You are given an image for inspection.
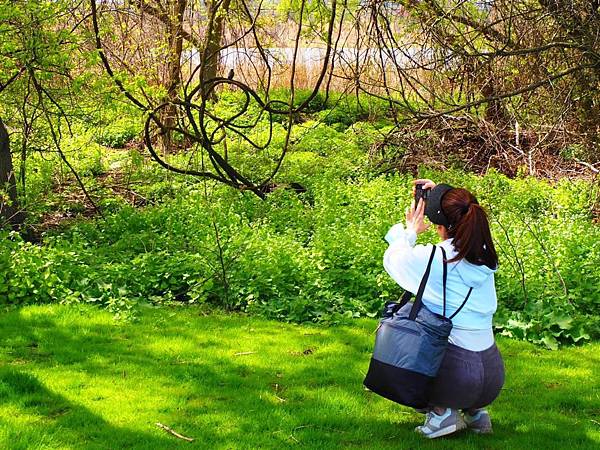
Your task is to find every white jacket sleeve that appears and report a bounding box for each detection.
[383,223,434,294]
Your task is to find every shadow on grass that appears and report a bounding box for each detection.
[0,306,598,449]
[0,368,176,449]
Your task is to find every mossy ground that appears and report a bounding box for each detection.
[0,304,598,449]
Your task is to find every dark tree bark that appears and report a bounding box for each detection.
[0,117,24,229]
[202,0,232,100]
[161,0,188,153]
[134,0,230,103]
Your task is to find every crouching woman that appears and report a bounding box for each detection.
[383,179,504,438]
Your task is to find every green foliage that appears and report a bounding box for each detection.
[4,162,599,348]
[291,121,352,156]
[93,117,140,149]
[3,88,600,349]
[417,168,600,347]
[269,87,327,113]
[211,89,392,130]
[559,143,587,161]
[319,93,393,127]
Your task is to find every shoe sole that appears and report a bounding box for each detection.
[470,427,493,434]
[417,421,467,439]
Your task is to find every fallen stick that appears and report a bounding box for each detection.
[155,422,194,442]
[575,160,599,173]
[234,351,256,356]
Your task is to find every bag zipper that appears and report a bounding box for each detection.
[380,321,420,336]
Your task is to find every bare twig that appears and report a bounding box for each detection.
[29,70,104,218]
[155,422,194,442]
[575,160,599,173]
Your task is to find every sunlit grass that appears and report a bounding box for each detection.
[0,304,598,449]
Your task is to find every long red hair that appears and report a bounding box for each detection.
[442,188,498,269]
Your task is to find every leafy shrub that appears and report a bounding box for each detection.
[3,166,600,347]
[319,93,392,127]
[291,121,351,156]
[269,87,327,113]
[417,168,600,347]
[4,91,600,348]
[94,118,140,148]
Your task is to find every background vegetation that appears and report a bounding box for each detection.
[1,0,599,348]
[1,89,599,349]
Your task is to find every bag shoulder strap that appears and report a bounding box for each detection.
[440,247,448,317]
[408,245,437,321]
[439,246,474,320]
[449,287,473,320]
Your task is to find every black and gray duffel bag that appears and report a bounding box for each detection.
[363,245,472,408]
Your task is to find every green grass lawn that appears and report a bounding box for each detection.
[0,305,598,449]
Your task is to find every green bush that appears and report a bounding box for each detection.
[319,93,392,127]
[3,90,600,349]
[94,117,140,148]
[3,166,600,347]
[291,121,351,156]
[269,87,327,113]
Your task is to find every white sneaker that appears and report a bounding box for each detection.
[415,408,467,439]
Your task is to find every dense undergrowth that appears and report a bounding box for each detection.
[2,90,599,349]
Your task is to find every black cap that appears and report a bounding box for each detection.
[424,184,453,227]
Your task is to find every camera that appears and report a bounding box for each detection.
[414,183,430,204]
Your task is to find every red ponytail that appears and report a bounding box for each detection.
[442,188,498,269]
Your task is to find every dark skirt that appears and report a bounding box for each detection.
[428,342,505,410]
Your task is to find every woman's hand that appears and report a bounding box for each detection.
[411,178,436,197]
[406,198,430,235]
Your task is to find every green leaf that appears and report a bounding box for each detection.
[541,333,559,350]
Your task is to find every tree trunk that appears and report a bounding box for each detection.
[203,0,232,101]
[134,0,230,104]
[159,0,188,154]
[0,117,24,229]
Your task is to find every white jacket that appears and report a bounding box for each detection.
[383,223,497,351]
